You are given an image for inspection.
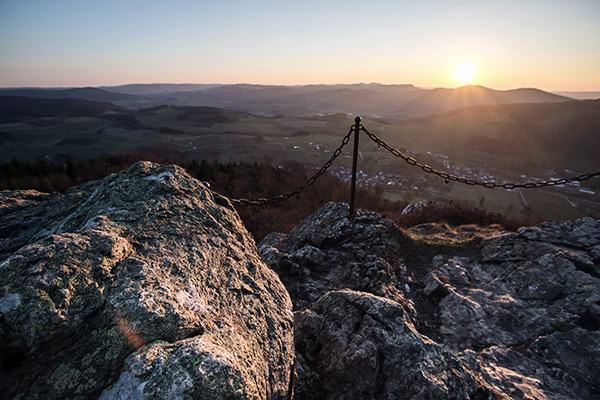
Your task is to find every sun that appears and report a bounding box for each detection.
[454,62,476,84]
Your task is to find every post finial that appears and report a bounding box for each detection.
[354,115,362,123]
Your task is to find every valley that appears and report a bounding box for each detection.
[0,84,598,222]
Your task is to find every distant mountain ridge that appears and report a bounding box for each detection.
[400,85,571,117]
[0,96,126,123]
[106,83,569,119]
[1,83,572,120]
[0,87,140,104]
[556,91,600,100]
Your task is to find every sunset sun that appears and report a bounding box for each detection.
[454,62,476,84]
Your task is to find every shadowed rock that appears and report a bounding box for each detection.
[294,289,483,399]
[258,202,411,313]
[0,161,294,399]
[260,203,600,399]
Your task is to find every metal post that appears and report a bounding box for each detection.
[349,116,361,218]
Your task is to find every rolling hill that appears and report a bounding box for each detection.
[102,83,572,119]
[1,95,598,221]
[555,91,600,100]
[398,85,570,118]
[0,96,127,123]
[1,83,573,120]
[1,94,597,173]
[0,87,142,104]
[389,99,600,169]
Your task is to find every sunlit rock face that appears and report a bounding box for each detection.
[260,203,600,400]
[0,161,294,400]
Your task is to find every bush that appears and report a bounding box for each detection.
[392,201,527,231]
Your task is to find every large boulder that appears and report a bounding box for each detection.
[260,203,492,399]
[0,161,294,399]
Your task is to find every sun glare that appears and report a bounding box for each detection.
[454,62,476,84]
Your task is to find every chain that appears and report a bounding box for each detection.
[229,126,355,205]
[360,125,600,189]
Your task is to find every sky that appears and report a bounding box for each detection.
[0,0,599,91]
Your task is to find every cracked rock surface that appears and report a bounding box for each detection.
[260,202,600,400]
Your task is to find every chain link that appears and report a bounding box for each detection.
[229,126,355,205]
[360,125,600,189]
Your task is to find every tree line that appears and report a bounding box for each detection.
[0,155,525,240]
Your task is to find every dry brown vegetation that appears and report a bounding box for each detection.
[0,155,527,241]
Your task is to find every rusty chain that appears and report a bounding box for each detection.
[360,125,600,189]
[229,126,355,205]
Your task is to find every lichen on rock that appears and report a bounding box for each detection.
[2,164,599,399]
[0,161,294,399]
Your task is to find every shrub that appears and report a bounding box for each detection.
[392,201,528,231]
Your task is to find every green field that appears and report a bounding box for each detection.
[382,182,585,221]
[383,184,526,217]
[522,190,583,220]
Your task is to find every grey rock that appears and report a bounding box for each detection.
[591,245,600,262]
[0,161,294,400]
[460,329,600,400]
[3,170,598,400]
[401,201,431,215]
[424,218,600,398]
[460,346,582,400]
[526,328,600,396]
[259,246,283,267]
[518,217,600,248]
[265,204,600,399]
[103,336,276,400]
[438,225,600,351]
[423,270,449,296]
[0,292,21,314]
[259,232,288,250]
[294,290,488,400]
[291,245,326,267]
[258,202,411,312]
[481,232,557,262]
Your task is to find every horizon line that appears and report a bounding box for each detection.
[1,82,600,93]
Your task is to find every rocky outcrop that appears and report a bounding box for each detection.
[434,219,600,399]
[0,161,294,399]
[260,202,600,400]
[3,162,599,399]
[259,203,411,313]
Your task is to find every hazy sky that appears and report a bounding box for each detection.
[1,0,599,90]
